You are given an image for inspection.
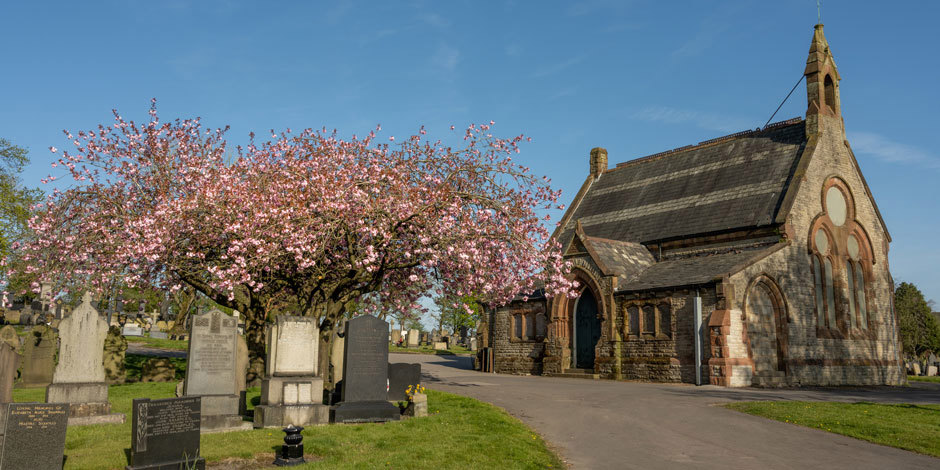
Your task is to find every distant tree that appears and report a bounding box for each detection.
[0,138,43,303]
[896,282,940,360]
[9,101,576,379]
[433,293,481,333]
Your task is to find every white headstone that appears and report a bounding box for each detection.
[267,316,319,376]
[52,293,107,383]
[184,309,238,396]
[407,328,420,347]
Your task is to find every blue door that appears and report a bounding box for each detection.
[575,289,601,369]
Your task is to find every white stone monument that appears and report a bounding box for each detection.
[407,328,420,348]
[45,293,125,425]
[254,316,328,427]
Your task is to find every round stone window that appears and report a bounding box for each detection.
[814,229,829,254]
[826,186,847,226]
[847,235,860,260]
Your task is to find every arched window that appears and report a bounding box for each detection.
[847,234,869,329]
[824,74,836,111]
[811,227,837,329]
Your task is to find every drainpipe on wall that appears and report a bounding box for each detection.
[694,292,703,386]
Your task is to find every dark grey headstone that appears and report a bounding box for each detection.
[128,397,205,470]
[0,403,68,470]
[341,315,390,403]
[387,363,421,402]
[333,315,399,423]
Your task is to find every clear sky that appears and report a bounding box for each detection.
[2,1,938,306]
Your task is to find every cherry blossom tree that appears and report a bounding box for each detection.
[11,100,575,376]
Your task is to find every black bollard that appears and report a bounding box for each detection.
[273,424,306,466]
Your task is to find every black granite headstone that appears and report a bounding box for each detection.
[332,315,400,423]
[0,402,68,470]
[387,363,421,402]
[127,397,205,470]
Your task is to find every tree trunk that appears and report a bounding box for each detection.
[243,307,267,387]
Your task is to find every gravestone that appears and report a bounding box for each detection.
[431,330,442,343]
[433,341,446,350]
[0,402,68,470]
[103,326,127,384]
[390,329,401,344]
[19,325,56,388]
[0,325,18,350]
[254,316,327,428]
[4,311,21,326]
[387,363,421,402]
[141,358,176,382]
[332,315,399,423]
[184,309,251,432]
[0,342,22,435]
[469,337,478,351]
[46,293,125,425]
[420,331,430,345]
[122,324,144,337]
[149,331,168,339]
[407,329,420,348]
[127,397,205,470]
[929,365,939,377]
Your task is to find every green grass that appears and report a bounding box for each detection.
[125,335,189,350]
[12,384,561,469]
[725,401,940,458]
[389,344,472,356]
[908,375,940,383]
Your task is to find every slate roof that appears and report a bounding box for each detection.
[556,119,807,249]
[581,235,655,279]
[617,245,783,292]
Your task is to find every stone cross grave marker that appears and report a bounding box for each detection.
[127,396,205,470]
[0,403,69,470]
[333,315,400,423]
[19,325,56,388]
[184,309,251,432]
[387,363,421,402]
[46,293,125,425]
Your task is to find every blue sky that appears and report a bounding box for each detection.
[2,1,939,307]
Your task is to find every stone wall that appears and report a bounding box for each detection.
[490,300,547,375]
[593,290,715,383]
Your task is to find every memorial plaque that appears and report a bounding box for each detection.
[387,363,421,402]
[128,397,205,470]
[0,403,68,470]
[184,310,238,396]
[342,316,391,403]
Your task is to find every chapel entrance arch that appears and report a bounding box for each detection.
[573,288,601,369]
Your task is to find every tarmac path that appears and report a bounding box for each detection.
[390,352,940,470]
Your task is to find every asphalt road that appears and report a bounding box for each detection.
[390,352,940,470]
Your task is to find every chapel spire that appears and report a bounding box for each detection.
[804,24,842,135]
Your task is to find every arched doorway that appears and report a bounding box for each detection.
[573,289,601,369]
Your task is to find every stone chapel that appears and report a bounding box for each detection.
[479,24,905,387]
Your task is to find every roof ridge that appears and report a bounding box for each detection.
[614,117,803,169]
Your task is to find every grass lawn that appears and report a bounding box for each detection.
[908,375,940,383]
[125,335,189,350]
[725,401,940,458]
[389,344,472,356]
[12,383,561,469]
